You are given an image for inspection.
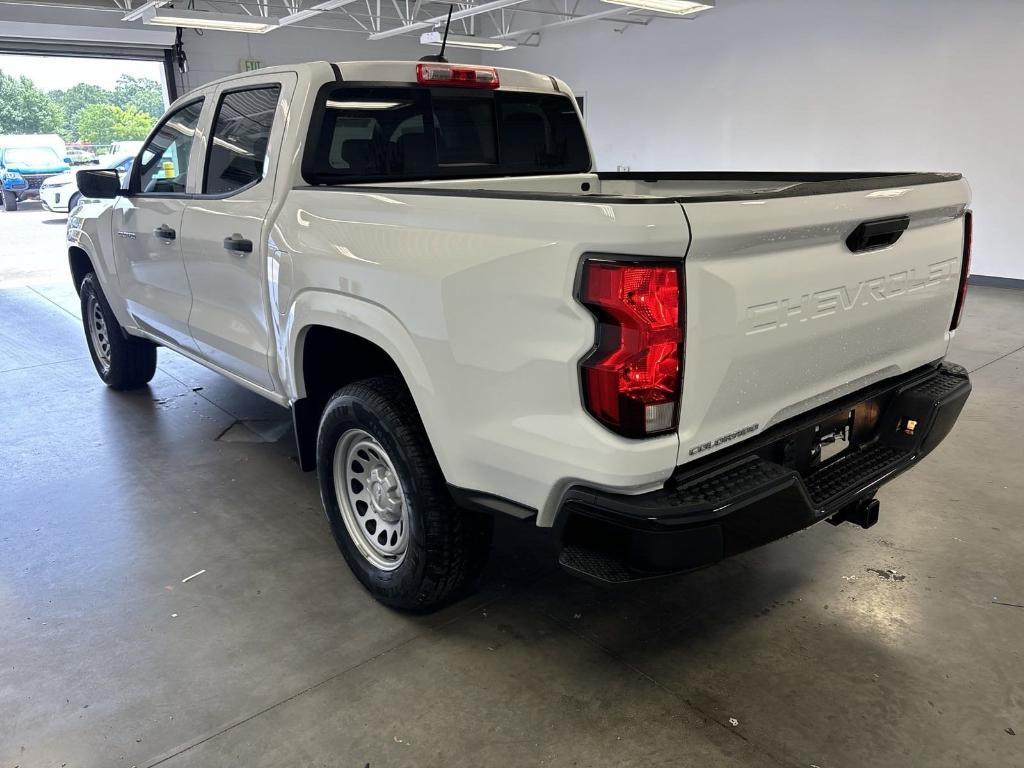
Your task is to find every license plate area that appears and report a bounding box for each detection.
[758,397,884,477]
[815,410,853,464]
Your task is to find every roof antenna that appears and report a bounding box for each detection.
[419,4,453,63]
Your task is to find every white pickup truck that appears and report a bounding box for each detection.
[68,60,973,609]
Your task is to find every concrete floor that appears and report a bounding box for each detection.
[1,279,1022,768]
[0,206,69,288]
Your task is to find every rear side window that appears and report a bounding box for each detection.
[304,87,589,183]
[204,85,281,195]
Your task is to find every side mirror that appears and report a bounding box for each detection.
[77,169,122,200]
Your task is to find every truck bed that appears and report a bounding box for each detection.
[335,170,962,204]
[595,170,962,201]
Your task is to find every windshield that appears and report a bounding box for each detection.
[303,86,590,184]
[4,147,62,168]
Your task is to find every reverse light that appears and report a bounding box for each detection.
[416,63,500,89]
[578,259,684,438]
[950,209,972,331]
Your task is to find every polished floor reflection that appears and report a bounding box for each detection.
[1,282,1022,768]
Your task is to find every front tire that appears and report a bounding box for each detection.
[2,189,16,211]
[68,192,81,213]
[317,377,492,611]
[79,273,157,389]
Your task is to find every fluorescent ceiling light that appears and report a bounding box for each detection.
[326,100,407,110]
[369,0,526,41]
[122,0,169,22]
[141,7,279,33]
[600,0,712,15]
[420,31,517,51]
[279,0,360,27]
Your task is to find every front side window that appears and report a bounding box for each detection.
[136,99,204,194]
[304,87,590,183]
[204,85,281,195]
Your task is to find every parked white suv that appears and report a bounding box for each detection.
[41,153,134,214]
[67,60,973,609]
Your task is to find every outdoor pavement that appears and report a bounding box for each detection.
[0,203,70,288]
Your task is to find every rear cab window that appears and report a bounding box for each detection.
[303,86,590,184]
[204,85,282,195]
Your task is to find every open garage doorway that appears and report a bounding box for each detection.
[0,47,173,287]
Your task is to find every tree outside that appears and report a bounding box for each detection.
[112,76,165,121]
[0,68,165,152]
[0,71,63,135]
[49,82,110,138]
[76,104,155,147]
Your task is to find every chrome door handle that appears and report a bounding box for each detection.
[223,235,253,255]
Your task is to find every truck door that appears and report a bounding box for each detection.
[180,75,295,391]
[111,97,207,352]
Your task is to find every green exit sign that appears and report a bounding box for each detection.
[240,59,263,72]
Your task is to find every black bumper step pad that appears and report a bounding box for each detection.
[671,457,792,506]
[558,544,635,584]
[804,442,908,507]
[911,364,970,400]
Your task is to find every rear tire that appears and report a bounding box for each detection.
[2,190,16,211]
[79,273,157,389]
[317,377,492,611]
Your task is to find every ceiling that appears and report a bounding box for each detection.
[10,0,700,48]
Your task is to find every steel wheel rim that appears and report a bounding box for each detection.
[87,295,112,373]
[333,428,409,571]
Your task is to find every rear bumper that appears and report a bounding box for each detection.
[558,361,971,583]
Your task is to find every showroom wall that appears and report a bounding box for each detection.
[493,0,1023,280]
[173,25,466,93]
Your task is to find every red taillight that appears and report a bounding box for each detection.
[950,209,972,331]
[416,63,499,89]
[578,259,684,438]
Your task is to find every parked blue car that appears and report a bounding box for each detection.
[0,146,71,212]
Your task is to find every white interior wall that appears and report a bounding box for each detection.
[174,25,471,93]
[492,0,1023,280]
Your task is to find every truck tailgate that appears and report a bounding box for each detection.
[678,175,970,464]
